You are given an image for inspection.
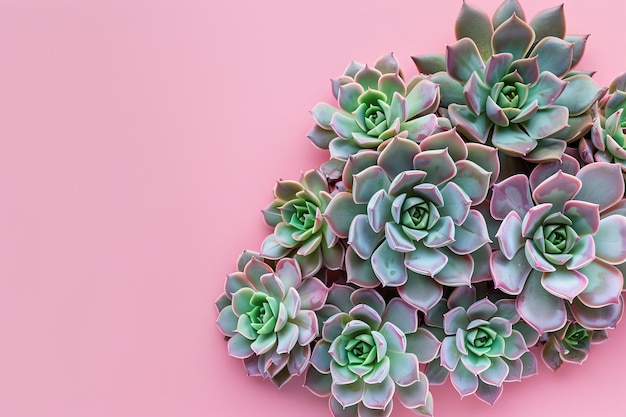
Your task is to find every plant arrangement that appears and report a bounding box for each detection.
[215,1,626,415]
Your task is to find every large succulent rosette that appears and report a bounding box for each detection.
[414,0,604,162]
[323,130,498,310]
[260,169,344,278]
[423,287,538,405]
[216,253,329,387]
[304,286,440,417]
[490,159,626,333]
[308,53,440,175]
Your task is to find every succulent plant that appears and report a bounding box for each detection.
[215,252,329,387]
[541,321,609,371]
[413,0,605,162]
[490,159,626,333]
[323,130,498,311]
[304,286,440,417]
[260,169,345,278]
[580,73,626,174]
[423,287,538,405]
[308,53,440,172]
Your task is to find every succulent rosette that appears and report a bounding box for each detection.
[490,159,626,333]
[304,286,440,417]
[423,287,538,405]
[323,130,498,311]
[580,73,626,173]
[215,252,329,387]
[414,0,604,161]
[308,53,440,171]
[541,321,609,371]
[260,169,345,278]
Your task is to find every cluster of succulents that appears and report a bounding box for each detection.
[216,1,626,416]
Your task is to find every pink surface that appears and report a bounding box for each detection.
[0,0,625,416]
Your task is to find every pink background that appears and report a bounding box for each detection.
[0,0,625,416]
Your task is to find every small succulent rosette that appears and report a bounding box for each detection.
[215,252,329,387]
[490,159,626,333]
[304,285,440,417]
[414,0,604,162]
[541,321,609,371]
[260,169,345,278]
[423,287,538,405]
[580,73,626,175]
[323,130,498,311]
[308,53,441,176]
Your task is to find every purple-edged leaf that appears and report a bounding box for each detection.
[357,402,393,417]
[382,298,418,334]
[475,382,503,406]
[353,166,391,205]
[565,234,595,271]
[571,296,624,330]
[444,306,470,335]
[404,244,448,277]
[330,111,361,140]
[578,260,623,307]
[480,356,509,386]
[530,4,565,41]
[440,337,461,371]
[439,182,472,226]
[378,73,405,99]
[324,192,365,238]
[446,38,485,82]
[466,299,497,321]
[448,104,492,143]
[461,353,491,375]
[420,128,468,160]
[493,0,526,28]
[541,269,588,302]
[350,304,383,331]
[450,365,479,397]
[343,151,379,190]
[455,0,493,59]
[448,286,476,310]
[329,398,358,417]
[595,215,626,264]
[450,161,491,206]
[554,74,605,117]
[298,277,329,311]
[362,376,395,410]
[402,114,438,142]
[490,174,533,219]
[423,216,455,248]
[396,379,429,409]
[378,137,421,179]
[523,106,569,139]
[405,79,440,119]
[388,171,426,197]
[276,322,299,354]
[449,210,490,255]
[492,15,535,59]
[307,124,336,149]
[484,53,513,86]
[412,53,445,75]
[510,57,540,85]
[304,366,332,396]
[355,65,382,90]
[346,247,381,288]
[486,96,509,127]
[465,72,489,115]
[349,214,385,259]
[466,143,500,186]
[532,170,581,211]
[312,102,338,129]
[563,200,600,236]
[338,83,366,113]
[260,234,292,260]
[378,321,406,354]
[524,239,556,273]
[492,124,537,156]
[398,271,443,312]
[406,328,441,363]
[351,288,386,317]
[575,163,625,212]
[413,148,457,186]
[516,270,567,333]
[529,37,573,78]
[216,306,238,336]
[388,351,420,386]
[332,379,364,408]
[227,333,254,359]
[495,212,525,260]
[520,203,552,238]
[375,53,400,74]
[541,338,563,371]
[434,251,474,287]
[371,240,408,286]
[529,154,580,191]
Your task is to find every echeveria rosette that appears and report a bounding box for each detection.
[304,286,441,417]
[215,252,329,387]
[261,169,345,278]
[414,0,604,162]
[308,53,440,170]
[580,73,626,174]
[423,287,539,405]
[323,130,498,311]
[490,160,626,334]
[541,321,609,371]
